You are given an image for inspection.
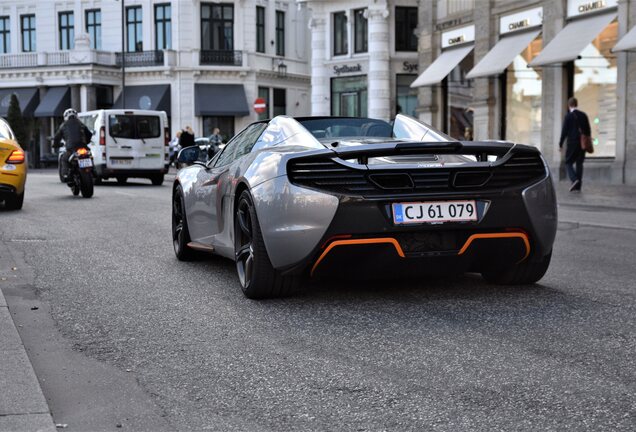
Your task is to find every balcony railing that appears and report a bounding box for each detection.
[200,50,242,66]
[115,50,164,67]
[0,53,37,68]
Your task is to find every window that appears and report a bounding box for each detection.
[21,14,36,52]
[396,75,418,117]
[257,87,269,121]
[202,116,234,142]
[85,9,101,50]
[59,12,74,50]
[256,6,265,53]
[0,17,9,54]
[126,6,143,52]
[333,12,347,56]
[273,89,286,116]
[233,123,267,160]
[354,9,367,53]
[201,4,234,51]
[331,75,368,117]
[395,7,417,51]
[276,11,285,56]
[155,4,171,50]
[573,20,618,157]
[108,115,161,139]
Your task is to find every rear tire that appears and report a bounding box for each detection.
[234,190,299,299]
[172,185,196,261]
[481,251,552,285]
[116,176,127,185]
[4,192,24,210]
[80,170,94,198]
[151,174,164,186]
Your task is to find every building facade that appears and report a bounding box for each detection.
[0,0,311,164]
[413,0,636,185]
[304,0,420,122]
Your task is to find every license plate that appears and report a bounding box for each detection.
[78,158,93,168]
[111,159,132,166]
[392,200,477,224]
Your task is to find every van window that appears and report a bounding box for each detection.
[108,115,161,139]
[80,115,98,132]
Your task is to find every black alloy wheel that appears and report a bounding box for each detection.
[235,195,255,290]
[172,185,195,261]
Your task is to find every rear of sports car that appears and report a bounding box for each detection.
[281,140,557,284]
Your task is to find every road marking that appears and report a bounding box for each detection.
[115,191,136,197]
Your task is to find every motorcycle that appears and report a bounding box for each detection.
[67,146,94,198]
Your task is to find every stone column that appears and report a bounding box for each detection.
[619,0,635,184]
[309,14,329,116]
[471,1,497,141]
[366,5,390,120]
[415,0,439,128]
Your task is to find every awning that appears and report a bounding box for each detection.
[0,87,39,117]
[613,25,636,52]
[411,45,474,88]
[194,84,249,116]
[466,29,541,79]
[113,84,171,115]
[34,87,71,117]
[529,11,616,67]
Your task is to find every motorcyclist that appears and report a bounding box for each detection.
[54,108,93,182]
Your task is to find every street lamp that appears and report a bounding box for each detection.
[116,0,126,108]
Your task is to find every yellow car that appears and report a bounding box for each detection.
[0,118,27,210]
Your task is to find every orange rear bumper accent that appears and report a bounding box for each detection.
[311,238,405,277]
[458,232,530,262]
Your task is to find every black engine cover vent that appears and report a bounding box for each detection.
[368,173,414,190]
[453,171,492,188]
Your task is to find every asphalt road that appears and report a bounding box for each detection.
[1,171,635,431]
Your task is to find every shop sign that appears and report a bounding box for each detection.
[333,63,363,76]
[441,25,475,49]
[500,7,543,35]
[402,62,418,73]
[567,0,617,17]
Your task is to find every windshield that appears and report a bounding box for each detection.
[109,115,161,139]
[0,119,15,140]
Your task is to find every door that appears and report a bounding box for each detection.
[340,92,359,117]
[106,113,164,170]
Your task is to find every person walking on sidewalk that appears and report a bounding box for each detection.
[559,97,591,192]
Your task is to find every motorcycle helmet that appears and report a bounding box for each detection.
[63,108,77,121]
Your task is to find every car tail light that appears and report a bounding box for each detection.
[164,128,170,147]
[99,126,105,145]
[6,149,25,164]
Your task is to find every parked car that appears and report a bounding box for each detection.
[172,115,557,299]
[78,109,170,185]
[0,118,27,210]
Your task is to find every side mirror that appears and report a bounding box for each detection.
[177,145,201,166]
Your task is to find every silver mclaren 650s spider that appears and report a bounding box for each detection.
[172,115,557,299]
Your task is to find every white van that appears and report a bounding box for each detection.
[79,109,170,185]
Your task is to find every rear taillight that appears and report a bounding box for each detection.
[77,148,89,156]
[99,126,105,145]
[164,128,170,147]
[6,149,25,164]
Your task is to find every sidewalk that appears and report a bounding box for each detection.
[0,246,56,432]
[555,180,636,231]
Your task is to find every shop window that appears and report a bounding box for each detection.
[354,9,367,53]
[21,14,36,52]
[201,4,234,51]
[276,11,285,56]
[0,17,9,53]
[396,74,418,117]
[445,53,474,140]
[257,86,269,121]
[395,7,417,52]
[256,6,265,53]
[155,4,171,50]
[572,20,617,157]
[333,12,348,56]
[126,6,143,52]
[331,75,368,117]
[273,88,286,116]
[85,9,101,50]
[202,116,234,142]
[505,37,542,147]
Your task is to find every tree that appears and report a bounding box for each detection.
[7,93,28,148]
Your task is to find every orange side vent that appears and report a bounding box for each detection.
[311,238,405,277]
[458,232,530,262]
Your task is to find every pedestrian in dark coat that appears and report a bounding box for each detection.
[179,126,195,148]
[559,97,591,192]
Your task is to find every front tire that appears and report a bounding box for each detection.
[4,192,24,210]
[481,251,552,285]
[79,170,94,198]
[234,190,299,299]
[172,185,196,261]
[151,174,164,186]
[58,162,65,183]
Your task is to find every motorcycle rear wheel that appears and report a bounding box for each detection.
[80,170,94,198]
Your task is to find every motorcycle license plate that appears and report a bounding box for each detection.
[78,158,93,168]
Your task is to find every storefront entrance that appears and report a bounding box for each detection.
[331,76,367,117]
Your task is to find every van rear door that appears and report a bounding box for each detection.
[106,113,165,170]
